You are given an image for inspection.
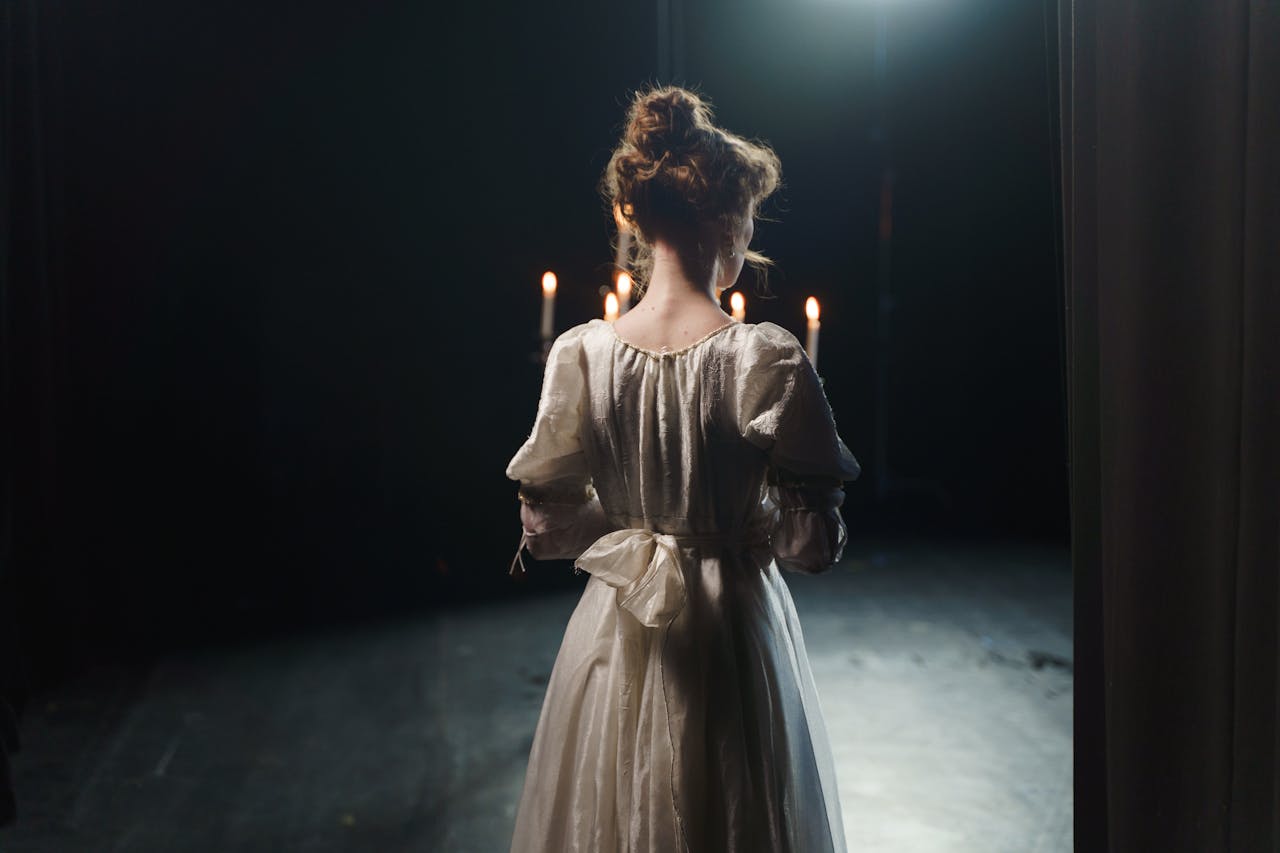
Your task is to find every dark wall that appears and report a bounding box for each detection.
[686,0,1065,537]
[10,0,1064,677]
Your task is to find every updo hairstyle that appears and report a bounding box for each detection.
[601,85,782,298]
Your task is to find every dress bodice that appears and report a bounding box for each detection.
[507,318,860,538]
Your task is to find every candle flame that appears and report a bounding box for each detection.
[542,271,557,294]
[729,291,745,314]
[805,296,820,321]
[617,272,632,298]
[605,291,619,320]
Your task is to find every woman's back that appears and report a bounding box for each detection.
[609,296,737,353]
[507,315,860,576]
[552,318,859,536]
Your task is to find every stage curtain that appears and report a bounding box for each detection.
[1,0,69,827]
[1061,0,1280,849]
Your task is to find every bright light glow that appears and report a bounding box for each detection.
[605,291,620,321]
[542,271,557,294]
[617,272,633,298]
[806,296,820,321]
[730,292,745,312]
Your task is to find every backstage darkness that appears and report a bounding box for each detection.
[3,0,1071,849]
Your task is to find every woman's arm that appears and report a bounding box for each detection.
[767,467,849,574]
[516,481,615,562]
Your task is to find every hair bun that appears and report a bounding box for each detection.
[627,87,710,158]
[602,84,781,279]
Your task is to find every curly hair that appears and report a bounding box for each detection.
[600,85,783,298]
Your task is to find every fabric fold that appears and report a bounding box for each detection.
[573,525,774,627]
[573,528,688,628]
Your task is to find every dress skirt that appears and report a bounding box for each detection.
[508,533,846,853]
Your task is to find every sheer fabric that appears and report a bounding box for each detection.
[506,318,860,853]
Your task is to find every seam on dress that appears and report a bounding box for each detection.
[608,317,740,359]
[659,568,692,852]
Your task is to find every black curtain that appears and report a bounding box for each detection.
[2,0,67,828]
[1062,0,1280,849]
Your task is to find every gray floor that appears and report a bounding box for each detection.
[2,538,1072,852]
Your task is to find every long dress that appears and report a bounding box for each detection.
[505,317,862,853]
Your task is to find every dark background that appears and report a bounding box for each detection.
[8,0,1064,685]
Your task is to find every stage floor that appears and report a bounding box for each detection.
[2,537,1072,852]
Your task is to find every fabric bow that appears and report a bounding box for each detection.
[573,528,688,628]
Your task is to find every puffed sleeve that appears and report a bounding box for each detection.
[736,322,861,574]
[505,325,612,575]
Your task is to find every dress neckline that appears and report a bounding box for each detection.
[603,318,742,359]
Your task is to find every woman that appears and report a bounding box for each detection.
[505,85,861,853]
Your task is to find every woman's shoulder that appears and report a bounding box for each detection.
[725,322,808,386]
[748,320,805,351]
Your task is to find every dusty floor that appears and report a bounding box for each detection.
[2,536,1072,852]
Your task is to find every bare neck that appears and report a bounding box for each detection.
[639,240,720,310]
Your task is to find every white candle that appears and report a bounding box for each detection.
[604,291,619,323]
[617,272,633,314]
[540,271,557,340]
[805,296,820,369]
[730,291,746,322]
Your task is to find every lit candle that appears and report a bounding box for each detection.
[540,271,557,341]
[613,203,632,273]
[805,296,820,369]
[604,291,620,323]
[617,272,633,314]
[730,291,746,322]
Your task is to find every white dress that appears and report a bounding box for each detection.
[505,318,862,853]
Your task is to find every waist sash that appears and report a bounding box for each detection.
[573,526,771,628]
